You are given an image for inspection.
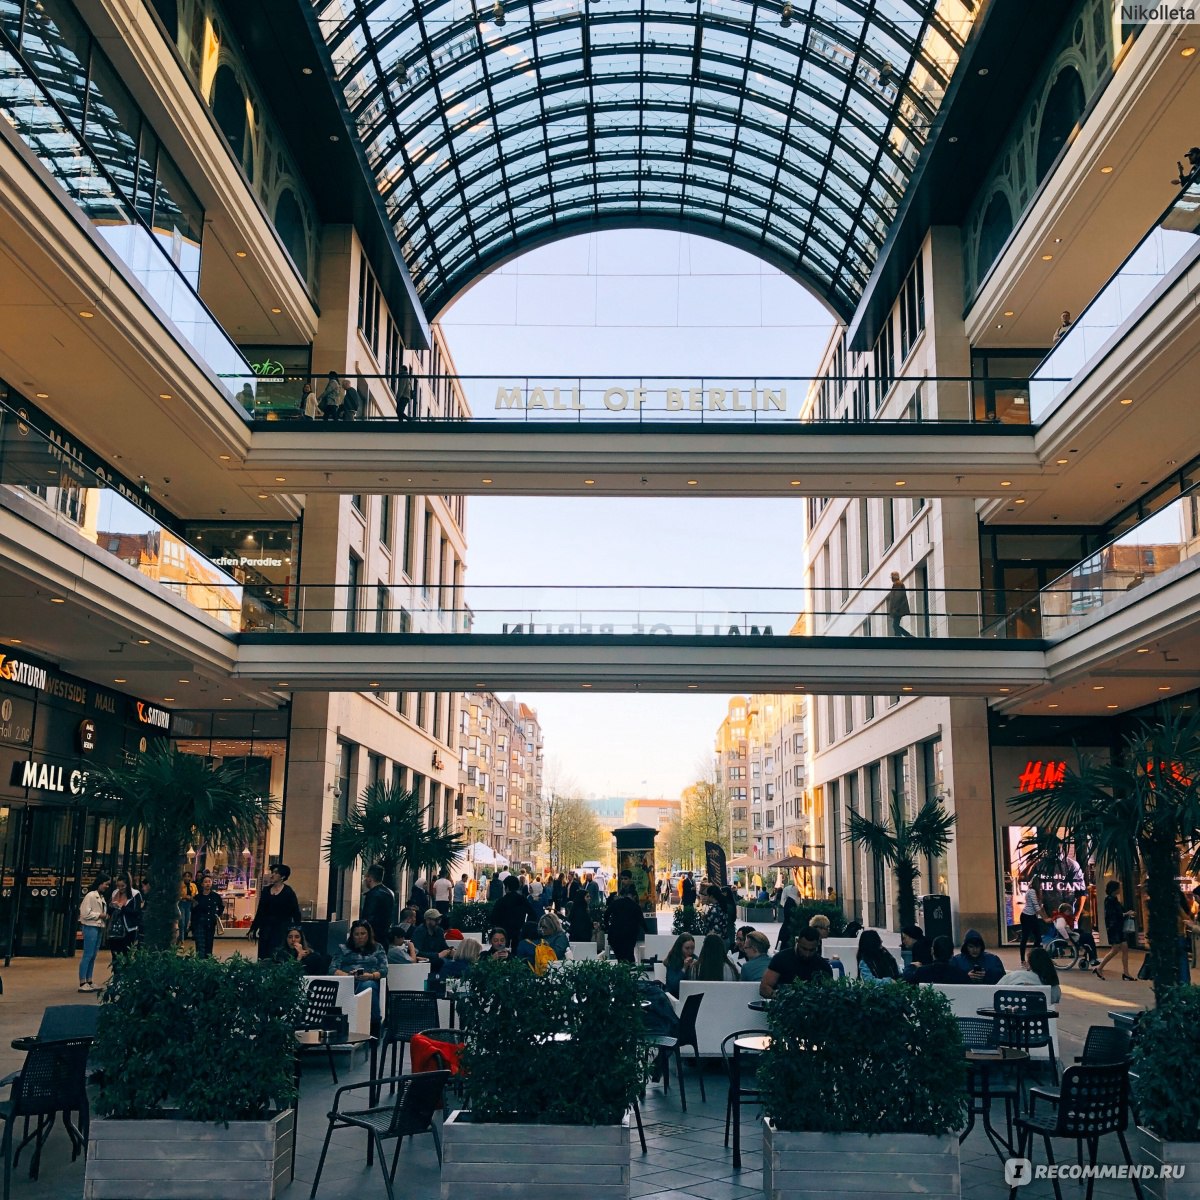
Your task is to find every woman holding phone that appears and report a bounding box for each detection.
[332,920,388,1032]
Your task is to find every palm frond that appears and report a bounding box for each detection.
[907,797,958,861]
[845,807,900,867]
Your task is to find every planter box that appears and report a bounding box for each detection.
[441,1110,629,1199]
[1139,1128,1200,1200]
[84,1110,293,1199]
[738,905,776,922]
[763,1121,960,1199]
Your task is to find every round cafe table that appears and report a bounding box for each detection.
[961,1046,1028,1161]
[731,1033,772,1170]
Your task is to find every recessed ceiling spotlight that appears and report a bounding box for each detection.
[178,679,190,684]
[687,479,698,486]
[222,697,233,702]
[901,685,913,692]
[235,250,248,259]
[369,682,379,688]
[1092,685,1105,691]
[1040,254,1054,261]
[1106,704,1119,709]
[1056,458,1069,465]
[1048,703,1059,709]
[481,478,493,484]
[1137,647,1151,654]
[1119,397,1133,405]
[948,135,959,144]
[270,307,282,314]
[789,480,801,486]
[687,684,698,689]
[894,480,906,487]
[995,323,1003,330]
[329,134,340,142]
[999,687,1011,693]
[50,597,65,604]
[137,638,150,645]
[584,479,595,485]
[977,67,989,76]
[9,638,20,644]
[302,66,314,74]
[34,392,48,399]
[581,683,592,689]
[1182,46,1196,56]
[1003,310,1015,317]
[78,310,94,318]
[1000,480,1012,487]
[1015,498,1026,504]
[219,454,231,461]
[1099,165,1114,174]
[1159,685,1171,691]
[159,393,172,399]
[113,678,126,684]
[274,476,287,482]
[257,493,269,499]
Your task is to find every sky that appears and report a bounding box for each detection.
[438,230,835,798]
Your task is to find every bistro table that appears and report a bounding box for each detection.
[731,1033,772,1170]
[976,1007,1058,1075]
[961,1046,1029,1160]
[746,999,771,1013]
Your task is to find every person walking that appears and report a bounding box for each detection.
[396,364,414,420]
[191,874,225,959]
[318,371,342,420]
[432,869,454,917]
[78,875,110,992]
[453,874,468,905]
[1018,880,1049,965]
[248,863,302,960]
[339,377,362,421]
[360,864,396,947]
[178,870,198,944]
[605,884,647,963]
[1093,880,1136,981]
[887,570,911,637]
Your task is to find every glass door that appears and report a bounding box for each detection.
[14,806,83,956]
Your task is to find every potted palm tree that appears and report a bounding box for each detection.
[325,781,464,904]
[1013,708,1200,1000]
[758,978,966,1199]
[441,957,650,1199]
[846,793,957,928]
[84,952,304,1198]
[86,742,274,950]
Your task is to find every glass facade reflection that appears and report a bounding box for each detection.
[314,0,977,318]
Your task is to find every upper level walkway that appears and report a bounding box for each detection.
[240,375,1043,498]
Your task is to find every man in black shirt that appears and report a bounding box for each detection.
[759,925,834,997]
[412,908,453,962]
[360,864,396,947]
[605,884,646,963]
[490,874,535,950]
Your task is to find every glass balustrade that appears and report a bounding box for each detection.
[1029,179,1200,420]
[0,42,258,416]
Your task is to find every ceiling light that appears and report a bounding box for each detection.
[999,687,1011,693]
[779,1,792,27]
[1137,647,1151,654]
[8,638,20,644]
[235,250,248,259]
[977,66,989,76]
[901,686,913,692]
[1056,458,1069,465]
[1000,480,1012,487]
[329,134,339,142]
[790,480,801,487]
[894,480,906,487]
[584,479,595,485]
[1183,46,1196,56]
[1048,703,1059,709]
[1003,310,1015,318]
[687,684,698,689]
[1015,498,1026,504]
[1119,397,1133,405]
[159,393,172,400]
[113,678,126,684]
[481,478,493,484]
[277,682,288,688]
[178,679,190,684]
[257,493,269,499]
[136,638,150,645]
[369,682,379,688]
[995,323,1003,330]
[687,479,698,486]
[1092,685,1105,691]
[219,454,231,461]
[50,597,65,604]
[78,310,94,318]
[581,683,592,689]
[1106,704,1119,709]
[275,476,287,482]
[1159,685,1171,691]
[1040,254,1053,261]
[34,392,48,399]
[1099,165,1114,174]
[302,66,314,74]
[270,307,282,314]
[163,696,175,702]
[948,136,959,144]
[222,697,233,702]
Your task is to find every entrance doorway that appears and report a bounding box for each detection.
[0,804,84,960]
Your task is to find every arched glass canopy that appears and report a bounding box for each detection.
[314,0,977,320]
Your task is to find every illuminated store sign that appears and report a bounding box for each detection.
[0,655,47,691]
[10,758,87,795]
[1016,760,1066,793]
[135,702,170,730]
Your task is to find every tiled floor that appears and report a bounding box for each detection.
[0,934,1159,1199]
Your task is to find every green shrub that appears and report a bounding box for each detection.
[459,958,650,1125]
[759,978,966,1135]
[447,901,492,932]
[1133,987,1200,1141]
[672,905,703,935]
[94,951,305,1123]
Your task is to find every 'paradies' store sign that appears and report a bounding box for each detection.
[494,384,790,414]
[0,651,170,799]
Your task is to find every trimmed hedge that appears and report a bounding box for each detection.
[1133,986,1200,1142]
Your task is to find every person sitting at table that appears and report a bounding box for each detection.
[733,925,755,961]
[902,934,936,981]
[759,926,834,998]
[515,919,544,966]
[275,925,331,976]
[393,906,419,940]
[856,929,900,983]
[998,945,1061,1003]
[692,932,739,981]
[663,934,697,998]
[479,927,512,961]
[387,924,419,964]
[331,920,388,1033]
[808,914,832,944]
[950,929,1006,984]
[441,935,481,980]
[912,935,970,984]
[412,908,453,963]
[738,931,771,982]
[901,923,931,967]
[538,911,570,959]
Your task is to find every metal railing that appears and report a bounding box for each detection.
[235,373,1055,427]
[1029,177,1200,420]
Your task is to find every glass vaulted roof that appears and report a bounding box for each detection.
[314,0,977,319]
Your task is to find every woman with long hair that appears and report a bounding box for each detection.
[275,925,330,975]
[332,919,388,1031]
[77,875,110,992]
[693,932,739,981]
[999,944,1062,1003]
[567,891,593,944]
[856,929,899,982]
[663,933,697,997]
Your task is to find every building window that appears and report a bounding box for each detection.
[872,320,894,410]
[376,584,389,634]
[857,499,870,581]
[899,259,925,361]
[379,494,393,548]
[357,257,381,358]
[346,553,361,633]
[351,494,364,515]
[882,496,895,550]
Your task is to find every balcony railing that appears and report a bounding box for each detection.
[0,39,259,416]
[237,373,1058,427]
[996,481,1200,638]
[1029,178,1200,421]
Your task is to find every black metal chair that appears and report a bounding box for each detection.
[296,979,341,1083]
[991,988,1058,1082]
[1012,1063,1140,1200]
[0,1007,99,1090]
[310,1070,449,1200]
[958,1016,1020,1150]
[1076,1025,1132,1067]
[415,1027,467,1099]
[0,1037,92,1200]
[674,993,706,1102]
[379,991,440,1090]
[720,1029,765,1149]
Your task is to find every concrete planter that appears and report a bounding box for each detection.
[440,1110,629,1199]
[1139,1128,1200,1200]
[84,1110,293,1199]
[738,905,776,923]
[763,1121,960,1200]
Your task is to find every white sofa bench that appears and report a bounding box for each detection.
[674,980,769,1057]
[305,975,372,1037]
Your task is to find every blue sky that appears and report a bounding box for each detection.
[439,230,835,798]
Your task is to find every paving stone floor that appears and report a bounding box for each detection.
[0,931,1159,1199]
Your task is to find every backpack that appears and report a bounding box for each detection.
[532,940,558,976]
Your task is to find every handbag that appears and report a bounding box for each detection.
[1122,915,1136,934]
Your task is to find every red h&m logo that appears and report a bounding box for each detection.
[1017,760,1067,793]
